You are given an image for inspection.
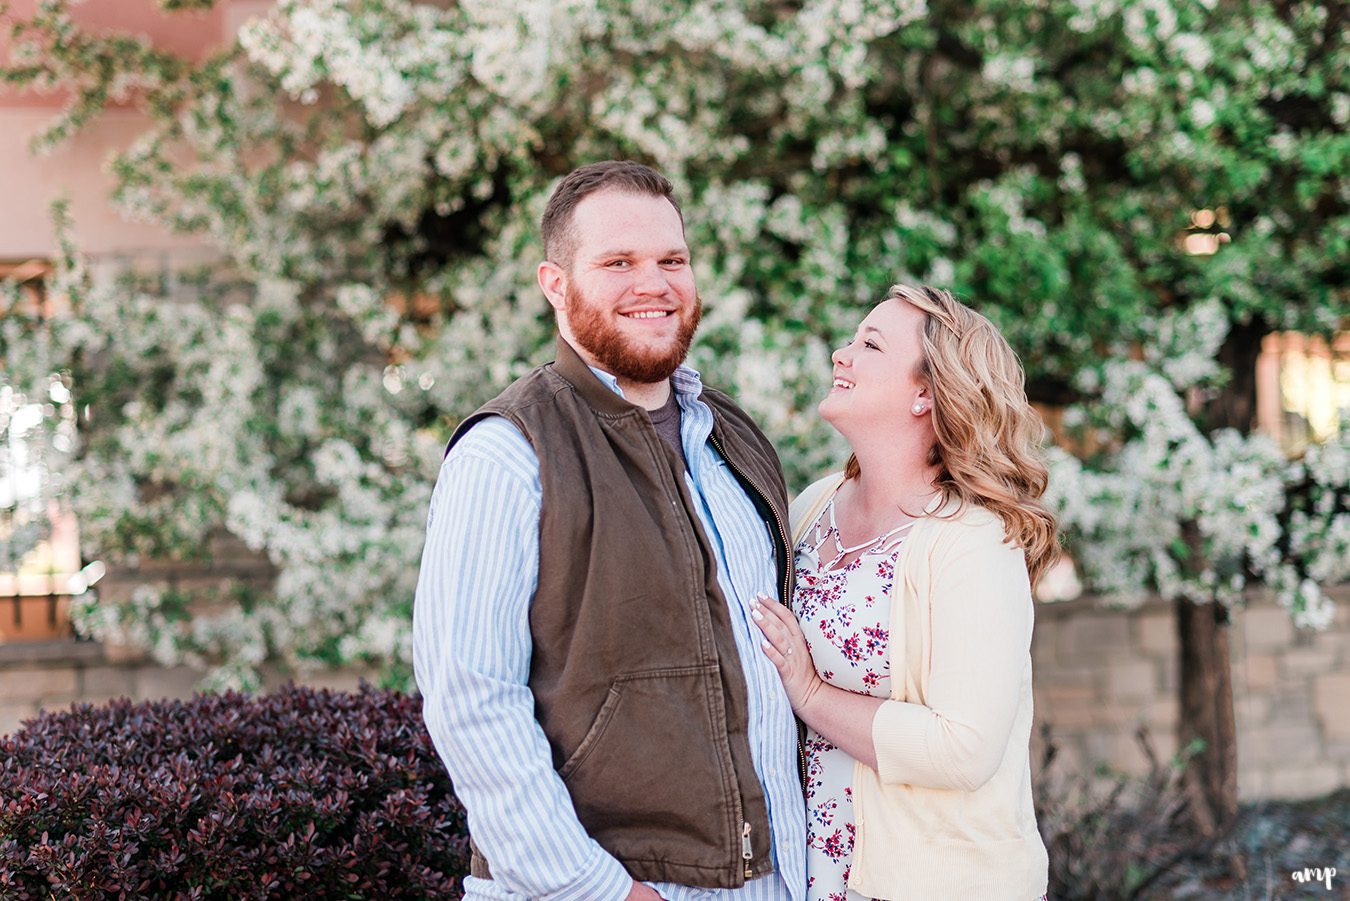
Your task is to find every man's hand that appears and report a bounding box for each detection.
[625,880,665,900]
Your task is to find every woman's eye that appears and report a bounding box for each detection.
[864,340,880,350]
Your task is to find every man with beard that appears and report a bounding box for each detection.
[413,161,806,901]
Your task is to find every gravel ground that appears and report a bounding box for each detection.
[1140,789,1349,899]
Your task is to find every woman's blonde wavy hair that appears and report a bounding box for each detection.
[843,284,1060,587]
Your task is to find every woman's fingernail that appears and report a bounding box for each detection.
[751,608,764,621]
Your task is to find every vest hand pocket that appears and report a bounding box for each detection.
[556,663,738,866]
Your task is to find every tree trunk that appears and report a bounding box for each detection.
[1202,315,1266,434]
[1169,314,1268,837]
[1175,597,1240,836]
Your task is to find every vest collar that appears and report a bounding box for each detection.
[553,335,649,417]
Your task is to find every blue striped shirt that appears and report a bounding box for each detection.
[413,364,806,901]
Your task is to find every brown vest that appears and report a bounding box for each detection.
[448,338,793,887]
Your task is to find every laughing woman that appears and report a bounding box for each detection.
[752,284,1055,900]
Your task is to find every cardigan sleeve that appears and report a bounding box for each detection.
[870,515,1033,791]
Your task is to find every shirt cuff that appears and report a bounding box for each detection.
[541,846,633,901]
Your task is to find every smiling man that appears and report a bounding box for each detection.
[412,161,806,901]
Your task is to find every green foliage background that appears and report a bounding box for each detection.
[1,0,1346,685]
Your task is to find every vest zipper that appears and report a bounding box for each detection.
[706,433,791,607]
[709,432,811,797]
[742,821,753,878]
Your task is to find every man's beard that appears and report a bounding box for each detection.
[565,284,702,384]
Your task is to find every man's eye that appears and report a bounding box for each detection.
[662,258,687,267]
[607,260,630,269]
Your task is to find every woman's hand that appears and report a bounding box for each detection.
[624,881,665,900]
[751,593,824,715]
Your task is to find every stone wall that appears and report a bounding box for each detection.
[2,584,1347,802]
[0,638,377,738]
[1031,587,1350,800]
[0,529,375,736]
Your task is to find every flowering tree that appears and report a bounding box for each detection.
[2,0,1347,832]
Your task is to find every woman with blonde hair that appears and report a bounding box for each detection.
[752,283,1055,900]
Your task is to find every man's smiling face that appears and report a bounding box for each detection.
[550,188,701,386]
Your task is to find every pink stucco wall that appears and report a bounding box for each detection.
[0,1,273,258]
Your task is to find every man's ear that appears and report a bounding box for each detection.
[538,260,568,312]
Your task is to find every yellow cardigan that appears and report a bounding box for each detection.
[790,474,1048,900]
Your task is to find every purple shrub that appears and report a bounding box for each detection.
[0,684,468,899]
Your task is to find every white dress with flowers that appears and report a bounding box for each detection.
[795,501,905,901]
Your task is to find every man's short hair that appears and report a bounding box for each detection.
[541,160,683,269]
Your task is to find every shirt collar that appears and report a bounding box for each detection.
[587,364,705,403]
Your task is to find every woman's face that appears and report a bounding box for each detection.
[818,299,929,433]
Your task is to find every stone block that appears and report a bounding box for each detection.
[133,665,203,701]
[1139,697,1179,730]
[1323,738,1350,762]
[1041,703,1096,729]
[1036,683,1099,730]
[1312,673,1350,740]
[1267,762,1342,800]
[1029,626,1057,665]
[1040,684,1096,706]
[77,665,138,700]
[1234,694,1273,727]
[1134,611,1174,656]
[1241,724,1323,765]
[1059,614,1131,663]
[1036,666,1101,690]
[298,667,378,694]
[0,701,38,738]
[1239,653,1279,691]
[1266,686,1314,723]
[1241,606,1294,651]
[1311,629,1346,661]
[1281,647,1339,679]
[101,639,149,665]
[1156,655,1178,692]
[1236,767,1269,799]
[1106,660,1157,701]
[1090,702,1137,727]
[0,666,78,704]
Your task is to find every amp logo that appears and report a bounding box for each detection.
[1291,866,1337,891]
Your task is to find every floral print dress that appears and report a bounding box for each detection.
[795,500,907,901]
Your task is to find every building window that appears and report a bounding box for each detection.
[1257,331,1350,456]
[1,258,83,642]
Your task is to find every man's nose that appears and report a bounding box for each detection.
[630,262,670,295]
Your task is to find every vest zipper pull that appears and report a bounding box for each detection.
[742,821,753,878]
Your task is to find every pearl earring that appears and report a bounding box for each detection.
[912,403,925,414]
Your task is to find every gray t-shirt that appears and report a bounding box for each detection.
[647,385,686,471]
